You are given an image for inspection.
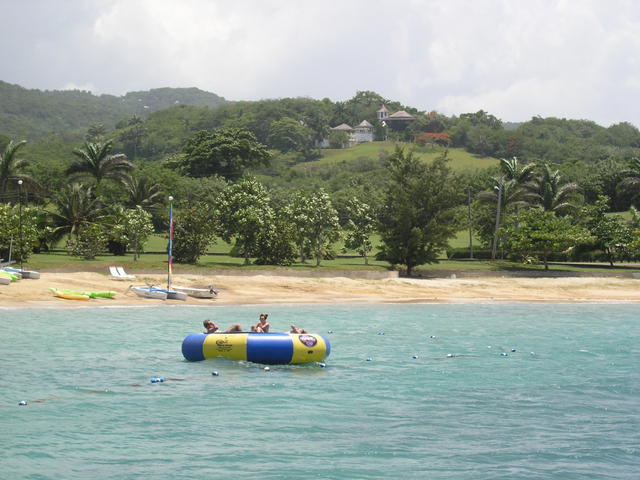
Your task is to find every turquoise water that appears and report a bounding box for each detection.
[1,304,638,479]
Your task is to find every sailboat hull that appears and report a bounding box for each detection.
[171,285,218,299]
[166,290,188,301]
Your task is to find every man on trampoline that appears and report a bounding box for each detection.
[203,319,243,334]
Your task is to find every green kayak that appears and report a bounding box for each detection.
[0,271,20,281]
[56,288,117,299]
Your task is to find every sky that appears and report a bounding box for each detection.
[2,0,640,127]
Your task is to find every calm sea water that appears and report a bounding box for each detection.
[1,303,638,479]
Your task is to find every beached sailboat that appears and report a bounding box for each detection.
[163,197,187,300]
[127,285,169,300]
[165,196,219,299]
[127,196,187,301]
[171,285,219,299]
[3,265,40,279]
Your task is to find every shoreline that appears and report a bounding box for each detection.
[1,272,640,308]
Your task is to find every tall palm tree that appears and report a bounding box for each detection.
[499,156,537,184]
[66,140,134,187]
[526,163,581,214]
[48,183,102,244]
[123,176,164,212]
[0,140,39,197]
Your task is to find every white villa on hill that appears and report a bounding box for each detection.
[320,105,415,148]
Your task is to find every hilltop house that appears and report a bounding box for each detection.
[320,105,415,148]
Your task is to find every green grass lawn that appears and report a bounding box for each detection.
[24,231,638,274]
[22,249,640,274]
[311,141,499,172]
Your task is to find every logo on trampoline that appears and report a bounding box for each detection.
[298,334,317,347]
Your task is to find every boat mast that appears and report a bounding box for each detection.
[167,195,174,290]
[18,179,23,271]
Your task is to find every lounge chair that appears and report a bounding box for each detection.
[109,266,136,280]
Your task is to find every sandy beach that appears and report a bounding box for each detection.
[1,271,640,307]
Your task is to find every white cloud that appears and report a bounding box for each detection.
[2,0,640,126]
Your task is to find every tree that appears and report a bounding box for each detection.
[180,128,271,180]
[253,213,297,266]
[266,116,314,154]
[48,183,102,245]
[377,147,462,275]
[85,123,106,142]
[475,175,530,249]
[502,209,592,269]
[286,189,341,266]
[527,163,581,214]
[123,176,164,212]
[104,205,154,260]
[67,140,134,187]
[0,140,35,197]
[328,130,349,149]
[172,202,217,264]
[216,179,275,264]
[617,157,640,204]
[344,197,375,264]
[581,196,632,266]
[118,122,148,159]
[0,203,41,263]
[499,156,536,183]
[68,222,107,260]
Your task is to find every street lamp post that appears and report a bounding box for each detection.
[17,179,23,271]
[491,184,502,260]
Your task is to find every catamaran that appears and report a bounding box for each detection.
[128,196,187,301]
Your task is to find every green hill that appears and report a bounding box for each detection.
[0,81,226,140]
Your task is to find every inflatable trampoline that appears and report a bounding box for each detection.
[182,332,330,365]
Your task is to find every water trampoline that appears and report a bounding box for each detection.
[182,332,330,365]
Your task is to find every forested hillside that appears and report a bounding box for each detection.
[3,81,640,271]
[0,81,226,140]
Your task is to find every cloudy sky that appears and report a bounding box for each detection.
[2,0,639,126]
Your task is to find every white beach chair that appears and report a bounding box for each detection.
[108,266,123,280]
[116,266,136,279]
[109,266,136,280]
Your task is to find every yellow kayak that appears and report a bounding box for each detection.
[49,288,90,301]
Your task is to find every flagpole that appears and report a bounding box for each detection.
[167,195,174,290]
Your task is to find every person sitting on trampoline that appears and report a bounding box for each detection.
[203,319,243,334]
[250,313,270,333]
[290,324,308,334]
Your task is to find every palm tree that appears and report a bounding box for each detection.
[48,183,102,245]
[66,140,134,187]
[499,156,536,183]
[527,163,581,214]
[0,140,39,198]
[123,176,164,212]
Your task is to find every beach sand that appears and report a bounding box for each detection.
[1,272,640,307]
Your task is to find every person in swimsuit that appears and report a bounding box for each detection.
[251,313,270,333]
[203,319,243,334]
[289,324,308,334]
